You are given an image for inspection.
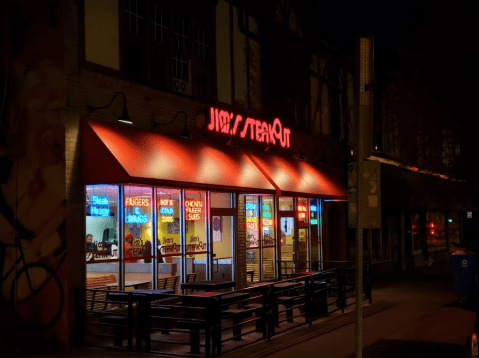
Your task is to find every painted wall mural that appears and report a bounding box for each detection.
[0,0,67,345]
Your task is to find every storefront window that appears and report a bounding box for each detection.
[447,212,460,246]
[211,192,233,208]
[245,195,260,282]
[296,197,309,270]
[411,213,422,254]
[426,212,446,251]
[185,190,207,281]
[279,197,294,211]
[85,185,120,289]
[124,185,153,289]
[157,188,181,281]
[310,199,321,264]
[261,196,275,279]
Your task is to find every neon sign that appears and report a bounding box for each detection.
[310,205,317,211]
[263,212,272,218]
[185,200,203,221]
[246,203,257,210]
[263,219,273,226]
[160,199,174,206]
[90,195,110,217]
[311,219,318,225]
[125,197,150,207]
[208,106,291,148]
[126,206,148,224]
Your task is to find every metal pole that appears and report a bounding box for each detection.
[356,35,371,358]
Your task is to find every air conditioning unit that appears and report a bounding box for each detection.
[172,78,192,95]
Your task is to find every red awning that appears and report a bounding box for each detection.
[82,118,276,193]
[82,118,347,198]
[245,151,347,199]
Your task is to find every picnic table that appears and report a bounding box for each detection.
[180,280,236,292]
[108,289,174,351]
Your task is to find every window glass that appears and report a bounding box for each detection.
[157,188,181,281]
[124,185,153,289]
[447,212,460,246]
[426,212,446,251]
[85,184,120,289]
[245,195,260,283]
[261,195,275,280]
[210,192,233,208]
[185,190,207,280]
[411,213,422,254]
[279,197,293,211]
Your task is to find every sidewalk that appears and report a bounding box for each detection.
[5,273,478,358]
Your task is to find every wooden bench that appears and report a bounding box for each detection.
[185,273,197,294]
[222,303,265,340]
[85,275,117,312]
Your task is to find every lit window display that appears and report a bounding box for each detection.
[245,195,260,282]
[157,188,181,278]
[185,190,207,281]
[85,184,119,289]
[124,185,153,288]
[261,196,275,279]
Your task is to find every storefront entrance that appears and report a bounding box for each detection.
[211,211,235,282]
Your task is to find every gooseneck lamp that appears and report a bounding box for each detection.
[87,91,133,124]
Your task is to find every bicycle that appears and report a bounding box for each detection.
[0,235,66,331]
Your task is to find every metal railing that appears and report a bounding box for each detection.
[75,264,372,357]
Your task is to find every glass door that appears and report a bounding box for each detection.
[211,212,235,282]
[279,216,295,277]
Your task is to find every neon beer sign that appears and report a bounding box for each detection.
[185,200,203,221]
[208,106,291,148]
[90,195,110,217]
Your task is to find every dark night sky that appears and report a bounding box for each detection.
[315,0,478,73]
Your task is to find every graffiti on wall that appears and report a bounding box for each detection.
[0,0,67,343]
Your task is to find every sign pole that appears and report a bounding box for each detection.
[356,35,373,358]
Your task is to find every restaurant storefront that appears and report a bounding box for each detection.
[83,118,347,289]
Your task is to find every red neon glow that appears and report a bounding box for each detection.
[185,200,203,221]
[430,223,435,228]
[160,199,174,206]
[430,230,435,235]
[125,197,150,206]
[298,205,307,211]
[208,106,291,148]
[298,213,306,219]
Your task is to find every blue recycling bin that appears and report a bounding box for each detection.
[450,255,477,300]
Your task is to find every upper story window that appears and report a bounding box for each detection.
[124,0,145,35]
[82,0,214,101]
[150,4,167,44]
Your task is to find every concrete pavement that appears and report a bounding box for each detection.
[5,273,478,358]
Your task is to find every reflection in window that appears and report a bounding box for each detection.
[261,196,275,279]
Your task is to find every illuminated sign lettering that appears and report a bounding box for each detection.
[126,206,148,224]
[298,206,307,212]
[310,205,317,211]
[262,212,272,218]
[246,203,257,210]
[311,219,318,225]
[263,219,273,226]
[160,199,174,206]
[262,204,270,211]
[90,195,110,217]
[185,200,203,221]
[162,216,174,223]
[246,222,258,230]
[160,207,174,215]
[125,197,150,207]
[208,106,291,148]
[246,217,258,223]
[298,213,306,219]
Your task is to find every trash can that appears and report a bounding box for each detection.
[450,255,477,311]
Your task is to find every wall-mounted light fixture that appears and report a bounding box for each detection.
[153,111,192,139]
[87,91,132,124]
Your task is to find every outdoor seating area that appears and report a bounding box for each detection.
[76,262,371,357]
